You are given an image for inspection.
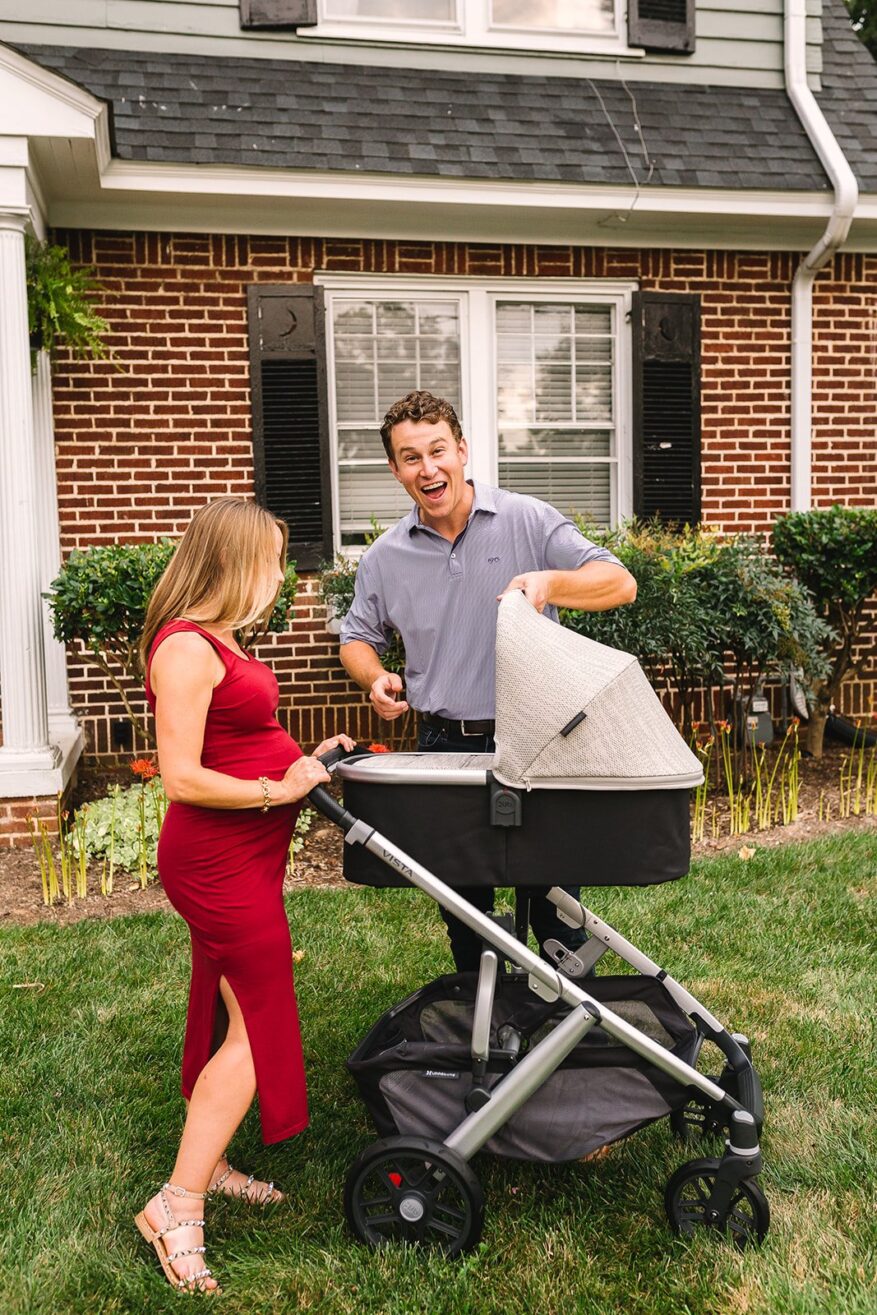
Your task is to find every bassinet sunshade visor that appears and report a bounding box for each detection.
[492,591,704,791]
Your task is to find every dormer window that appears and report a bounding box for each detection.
[308,0,635,54]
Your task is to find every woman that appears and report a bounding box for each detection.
[134,498,354,1293]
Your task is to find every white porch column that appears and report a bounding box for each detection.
[32,348,78,732]
[0,212,60,779]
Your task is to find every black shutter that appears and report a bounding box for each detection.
[240,0,317,29]
[631,292,701,527]
[628,0,695,53]
[248,285,332,570]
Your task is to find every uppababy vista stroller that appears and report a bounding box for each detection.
[307,592,769,1255]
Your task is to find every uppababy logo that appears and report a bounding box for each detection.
[425,1070,460,1080]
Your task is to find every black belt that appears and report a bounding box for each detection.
[421,713,496,738]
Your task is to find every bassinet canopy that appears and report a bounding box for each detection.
[492,591,704,792]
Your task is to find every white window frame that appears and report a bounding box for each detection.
[316,273,637,554]
[306,0,641,57]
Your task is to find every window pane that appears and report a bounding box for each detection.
[338,466,413,544]
[498,460,611,524]
[496,299,615,521]
[325,0,456,20]
[491,0,614,32]
[332,297,462,543]
[496,300,613,428]
[498,429,612,459]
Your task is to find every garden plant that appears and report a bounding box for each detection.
[47,541,298,745]
[773,504,877,758]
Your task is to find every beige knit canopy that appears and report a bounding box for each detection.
[492,591,704,791]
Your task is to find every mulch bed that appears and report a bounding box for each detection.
[1,747,873,928]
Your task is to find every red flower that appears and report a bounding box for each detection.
[367,742,391,753]
[131,758,158,779]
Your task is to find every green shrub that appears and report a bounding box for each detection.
[47,540,298,743]
[73,777,314,880]
[565,520,831,739]
[773,505,877,755]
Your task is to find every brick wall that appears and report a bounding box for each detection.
[45,234,877,764]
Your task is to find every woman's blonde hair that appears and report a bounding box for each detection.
[140,499,288,670]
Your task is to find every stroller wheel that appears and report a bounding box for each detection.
[665,1157,770,1248]
[344,1136,484,1258]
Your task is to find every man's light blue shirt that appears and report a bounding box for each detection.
[339,481,623,720]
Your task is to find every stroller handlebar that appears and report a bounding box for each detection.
[306,744,366,831]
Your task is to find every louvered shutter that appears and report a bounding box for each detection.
[240,0,317,29]
[248,285,331,570]
[631,292,701,527]
[628,0,695,53]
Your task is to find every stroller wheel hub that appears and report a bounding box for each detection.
[398,1195,426,1222]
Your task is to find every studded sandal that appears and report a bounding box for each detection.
[134,1182,219,1294]
[209,1155,284,1205]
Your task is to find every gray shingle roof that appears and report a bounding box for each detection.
[15,41,830,191]
[818,0,877,190]
[17,8,877,195]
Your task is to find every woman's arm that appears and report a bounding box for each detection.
[150,631,330,809]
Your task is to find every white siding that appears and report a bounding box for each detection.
[0,0,825,89]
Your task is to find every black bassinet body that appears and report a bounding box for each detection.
[339,754,692,888]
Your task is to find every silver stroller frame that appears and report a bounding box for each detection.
[308,749,769,1256]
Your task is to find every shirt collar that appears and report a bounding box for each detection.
[406,480,497,535]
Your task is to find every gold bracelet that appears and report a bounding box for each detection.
[258,776,272,813]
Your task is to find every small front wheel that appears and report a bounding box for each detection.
[665,1157,769,1248]
[344,1136,484,1258]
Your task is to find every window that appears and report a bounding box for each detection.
[320,278,634,550]
[310,0,632,54]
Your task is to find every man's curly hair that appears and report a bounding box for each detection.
[380,390,464,460]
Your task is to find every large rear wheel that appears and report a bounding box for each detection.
[344,1137,484,1258]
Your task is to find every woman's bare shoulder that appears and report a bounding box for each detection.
[150,628,223,691]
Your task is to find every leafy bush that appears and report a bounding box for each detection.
[47,540,298,743]
[565,520,831,739]
[773,505,877,755]
[73,776,314,879]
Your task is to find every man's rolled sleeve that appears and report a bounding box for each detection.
[338,556,394,655]
[543,516,623,571]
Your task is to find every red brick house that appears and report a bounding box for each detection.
[0,0,874,841]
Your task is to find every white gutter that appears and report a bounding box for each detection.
[784,0,858,511]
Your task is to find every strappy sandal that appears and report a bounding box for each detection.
[134,1182,220,1294]
[209,1155,284,1205]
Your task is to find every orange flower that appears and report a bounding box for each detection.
[367,742,391,753]
[131,758,158,779]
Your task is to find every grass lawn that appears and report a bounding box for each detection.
[1,831,875,1315]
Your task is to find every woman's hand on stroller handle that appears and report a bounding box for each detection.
[314,737,360,773]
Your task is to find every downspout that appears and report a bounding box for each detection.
[784,0,858,511]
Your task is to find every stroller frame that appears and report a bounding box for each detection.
[309,752,768,1254]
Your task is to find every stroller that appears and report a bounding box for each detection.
[307,592,768,1255]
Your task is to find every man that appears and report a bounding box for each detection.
[340,390,637,972]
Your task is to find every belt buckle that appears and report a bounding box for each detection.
[460,720,480,737]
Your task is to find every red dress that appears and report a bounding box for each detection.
[145,620,308,1145]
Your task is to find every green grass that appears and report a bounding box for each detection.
[1,832,875,1315]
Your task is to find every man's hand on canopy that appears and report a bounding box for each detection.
[498,571,553,614]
